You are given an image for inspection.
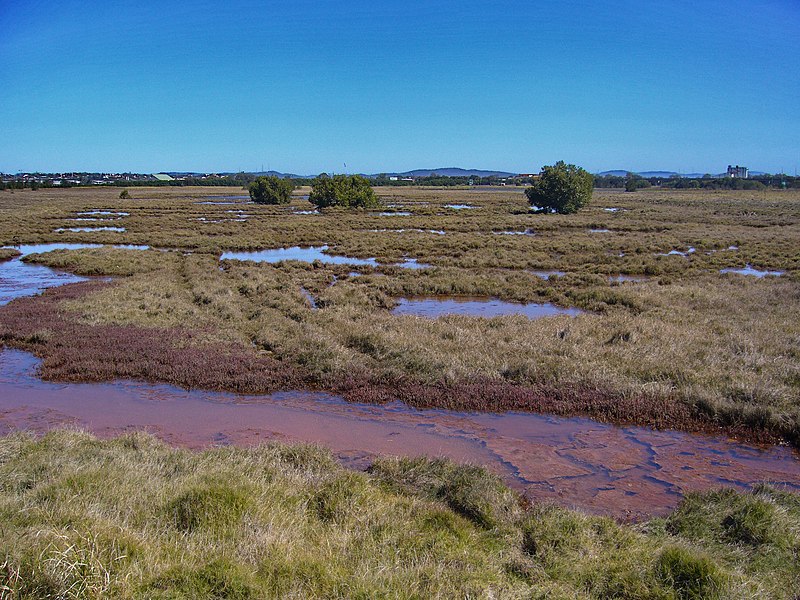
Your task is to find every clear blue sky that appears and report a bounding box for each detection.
[1,0,798,175]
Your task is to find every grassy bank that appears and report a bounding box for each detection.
[1,430,798,599]
[0,248,21,263]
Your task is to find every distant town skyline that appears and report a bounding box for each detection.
[1,0,798,175]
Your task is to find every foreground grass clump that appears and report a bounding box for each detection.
[1,431,798,598]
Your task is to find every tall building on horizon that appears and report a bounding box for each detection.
[727,165,749,178]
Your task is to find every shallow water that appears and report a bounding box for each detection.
[493,229,534,236]
[1,348,798,519]
[0,243,155,305]
[377,211,412,216]
[0,259,88,306]
[78,210,129,216]
[54,227,126,233]
[529,269,566,279]
[392,296,583,319]
[220,246,430,269]
[445,204,477,210]
[370,228,445,235]
[657,247,696,257]
[221,246,380,267]
[610,274,648,283]
[394,258,431,270]
[720,265,784,277]
[589,228,611,233]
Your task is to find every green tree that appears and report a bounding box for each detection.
[248,175,294,204]
[309,174,380,209]
[625,173,639,192]
[525,161,593,214]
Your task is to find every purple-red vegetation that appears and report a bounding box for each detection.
[0,282,307,393]
[0,281,786,446]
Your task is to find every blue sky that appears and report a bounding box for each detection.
[1,0,798,174]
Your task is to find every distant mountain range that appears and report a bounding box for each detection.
[382,167,517,178]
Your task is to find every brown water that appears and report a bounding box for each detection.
[2,348,798,519]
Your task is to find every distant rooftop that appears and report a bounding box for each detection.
[152,173,174,181]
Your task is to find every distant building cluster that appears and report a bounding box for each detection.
[0,172,229,186]
[0,172,156,186]
[727,165,748,179]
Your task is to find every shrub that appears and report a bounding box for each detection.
[309,173,381,209]
[119,189,130,199]
[525,161,593,214]
[248,175,294,204]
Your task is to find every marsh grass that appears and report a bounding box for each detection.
[0,248,21,262]
[0,186,798,442]
[0,430,798,598]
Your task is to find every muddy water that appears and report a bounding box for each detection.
[1,348,798,519]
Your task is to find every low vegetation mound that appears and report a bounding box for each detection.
[0,247,21,262]
[0,431,797,598]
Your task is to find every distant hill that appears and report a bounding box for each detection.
[596,170,758,179]
[383,167,517,178]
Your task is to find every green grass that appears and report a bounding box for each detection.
[0,430,798,598]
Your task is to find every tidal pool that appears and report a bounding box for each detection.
[221,246,379,267]
[220,246,430,269]
[1,348,798,519]
[54,227,126,233]
[77,210,129,216]
[529,270,566,279]
[610,274,648,283]
[370,228,445,235]
[392,296,582,319]
[493,229,535,236]
[445,204,477,210]
[589,228,611,233]
[657,247,696,257]
[0,243,151,305]
[195,200,244,205]
[720,264,784,277]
